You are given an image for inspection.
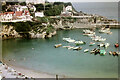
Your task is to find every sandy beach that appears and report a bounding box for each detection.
[2,60,66,78]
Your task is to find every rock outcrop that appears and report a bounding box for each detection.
[29,31,56,39]
[1,25,57,39]
[1,25,21,39]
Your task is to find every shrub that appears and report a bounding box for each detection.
[13,22,31,32]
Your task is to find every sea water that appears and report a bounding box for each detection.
[2,29,119,78]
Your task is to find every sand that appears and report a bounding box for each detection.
[2,60,66,78]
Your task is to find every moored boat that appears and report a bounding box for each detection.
[115,43,119,48]
[63,37,75,43]
[75,41,86,45]
[73,47,82,51]
[100,50,106,56]
[83,29,95,34]
[54,44,62,48]
[109,51,119,56]
[89,42,95,46]
[84,49,89,53]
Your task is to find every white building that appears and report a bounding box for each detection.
[65,6,72,11]
[26,0,45,4]
[35,12,44,17]
[61,5,73,17]
[0,12,14,21]
[0,11,33,22]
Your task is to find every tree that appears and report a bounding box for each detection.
[2,5,7,12]
[19,2,26,6]
[35,4,44,11]
[44,4,63,16]
[53,2,64,6]
[6,2,19,5]
[14,22,31,32]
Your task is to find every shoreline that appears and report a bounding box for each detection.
[2,60,67,78]
[2,26,120,40]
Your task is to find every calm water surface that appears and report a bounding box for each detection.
[72,2,118,20]
[2,29,119,78]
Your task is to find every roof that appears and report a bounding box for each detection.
[24,11,30,15]
[0,11,30,16]
[21,6,28,9]
[0,12,14,16]
[15,11,23,16]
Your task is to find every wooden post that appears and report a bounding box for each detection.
[56,75,58,80]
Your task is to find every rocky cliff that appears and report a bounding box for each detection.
[1,25,21,39]
[1,24,57,40]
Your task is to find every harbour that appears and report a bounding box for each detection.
[1,1,119,79]
[2,28,119,78]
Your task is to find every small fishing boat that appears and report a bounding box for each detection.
[109,51,113,55]
[75,41,86,45]
[107,32,112,34]
[84,49,89,53]
[99,28,113,35]
[98,43,104,47]
[68,39,75,43]
[109,51,119,56]
[92,38,106,42]
[68,46,74,50]
[54,44,62,48]
[90,48,100,55]
[112,52,119,56]
[115,43,119,48]
[83,30,95,34]
[89,42,95,46]
[63,37,71,41]
[105,43,110,48]
[63,46,74,50]
[99,38,106,42]
[90,48,97,54]
[98,43,110,48]
[63,37,75,43]
[62,46,71,48]
[73,47,82,51]
[116,51,120,55]
[83,33,95,37]
[100,50,106,56]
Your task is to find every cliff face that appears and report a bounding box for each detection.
[1,25,57,40]
[1,25,21,39]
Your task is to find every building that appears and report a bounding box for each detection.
[26,0,45,4]
[65,6,72,11]
[35,12,44,17]
[0,12,14,21]
[61,5,73,17]
[61,11,73,17]
[0,11,33,22]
